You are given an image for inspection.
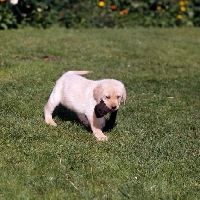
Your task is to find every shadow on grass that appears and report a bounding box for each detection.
[52,104,117,132]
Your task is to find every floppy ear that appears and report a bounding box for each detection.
[122,86,126,105]
[93,84,103,103]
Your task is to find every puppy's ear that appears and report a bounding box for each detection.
[93,84,103,103]
[122,86,126,105]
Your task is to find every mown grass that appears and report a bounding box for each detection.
[0,27,199,199]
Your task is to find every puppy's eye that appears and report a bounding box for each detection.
[117,95,121,99]
[105,96,110,99]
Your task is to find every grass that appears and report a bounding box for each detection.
[0,27,200,199]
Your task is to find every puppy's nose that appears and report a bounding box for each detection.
[112,106,117,110]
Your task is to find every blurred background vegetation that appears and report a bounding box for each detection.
[0,0,200,29]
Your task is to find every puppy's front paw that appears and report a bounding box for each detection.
[96,135,108,141]
[45,119,57,126]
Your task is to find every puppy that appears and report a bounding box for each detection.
[44,71,126,141]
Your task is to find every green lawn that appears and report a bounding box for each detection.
[0,27,199,199]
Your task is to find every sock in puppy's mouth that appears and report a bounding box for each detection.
[94,100,111,118]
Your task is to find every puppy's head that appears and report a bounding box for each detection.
[93,79,126,112]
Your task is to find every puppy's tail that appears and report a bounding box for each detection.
[66,71,91,75]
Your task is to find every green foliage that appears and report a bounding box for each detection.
[0,1,17,29]
[193,0,200,26]
[11,0,58,28]
[0,0,200,28]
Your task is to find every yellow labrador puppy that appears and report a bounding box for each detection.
[44,71,126,141]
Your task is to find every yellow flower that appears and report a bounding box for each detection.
[157,6,162,11]
[180,6,186,12]
[177,14,182,19]
[179,1,185,6]
[98,1,105,7]
[0,0,6,2]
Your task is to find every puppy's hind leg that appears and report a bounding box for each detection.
[44,87,61,126]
